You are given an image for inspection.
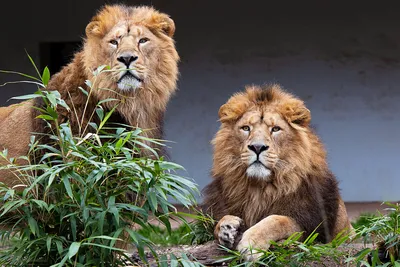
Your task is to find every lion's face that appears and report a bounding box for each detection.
[83,5,178,94]
[104,23,162,91]
[213,85,318,184]
[236,109,295,181]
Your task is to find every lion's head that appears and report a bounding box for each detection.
[82,5,178,102]
[212,84,328,196]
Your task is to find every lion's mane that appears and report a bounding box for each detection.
[203,84,347,242]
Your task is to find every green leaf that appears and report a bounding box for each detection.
[81,242,125,251]
[304,232,318,245]
[42,66,50,86]
[63,176,73,199]
[46,105,58,118]
[109,206,120,227]
[55,240,63,255]
[78,86,88,96]
[28,217,38,236]
[159,254,168,267]
[70,215,77,241]
[3,189,14,201]
[52,254,69,267]
[86,235,122,241]
[110,228,124,248]
[68,242,81,259]
[47,92,57,107]
[147,191,158,213]
[31,199,49,211]
[98,98,118,105]
[46,236,52,253]
[170,254,179,267]
[2,80,44,88]
[36,114,56,121]
[85,80,92,88]
[353,248,372,262]
[25,50,41,79]
[10,93,42,100]
[92,65,109,76]
[96,107,104,121]
[98,105,117,131]
[0,69,42,82]
[108,195,116,208]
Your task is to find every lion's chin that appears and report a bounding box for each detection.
[246,164,272,181]
[117,75,142,91]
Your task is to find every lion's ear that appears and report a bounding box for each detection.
[218,94,250,123]
[282,100,311,128]
[218,103,242,123]
[219,104,235,123]
[150,13,175,37]
[86,21,102,38]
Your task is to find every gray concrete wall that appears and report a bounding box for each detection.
[1,1,400,202]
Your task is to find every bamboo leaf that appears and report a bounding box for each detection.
[10,93,43,100]
[25,50,41,79]
[46,236,52,253]
[63,176,73,199]
[0,69,42,82]
[28,217,38,236]
[98,105,117,131]
[68,242,81,259]
[42,66,50,86]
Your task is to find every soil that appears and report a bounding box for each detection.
[128,241,373,267]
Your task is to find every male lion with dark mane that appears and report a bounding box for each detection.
[0,5,179,187]
[203,84,351,261]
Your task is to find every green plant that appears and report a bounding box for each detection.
[352,213,380,230]
[349,202,400,267]
[138,207,215,246]
[138,224,195,246]
[0,61,199,266]
[181,208,215,245]
[216,229,351,267]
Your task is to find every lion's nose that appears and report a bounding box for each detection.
[248,144,269,155]
[117,53,138,67]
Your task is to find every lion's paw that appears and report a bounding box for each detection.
[236,230,270,261]
[237,246,264,262]
[215,215,243,249]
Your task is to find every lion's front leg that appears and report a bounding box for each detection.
[214,215,244,249]
[237,215,302,261]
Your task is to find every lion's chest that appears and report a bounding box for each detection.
[228,183,283,227]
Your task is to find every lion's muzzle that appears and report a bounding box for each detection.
[245,143,273,180]
[117,53,138,67]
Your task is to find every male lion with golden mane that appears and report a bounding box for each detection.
[203,84,351,261]
[0,5,179,187]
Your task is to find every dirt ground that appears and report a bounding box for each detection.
[129,241,374,266]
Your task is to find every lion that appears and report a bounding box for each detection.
[0,5,179,187]
[203,84,352,261]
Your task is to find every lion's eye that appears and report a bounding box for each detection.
[109,40,118,46]
[138,38,149,44]
[271,126,281,133]
[241,126,250,132]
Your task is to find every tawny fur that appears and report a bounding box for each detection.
[204,84,351,260]
[0,5,179,187]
